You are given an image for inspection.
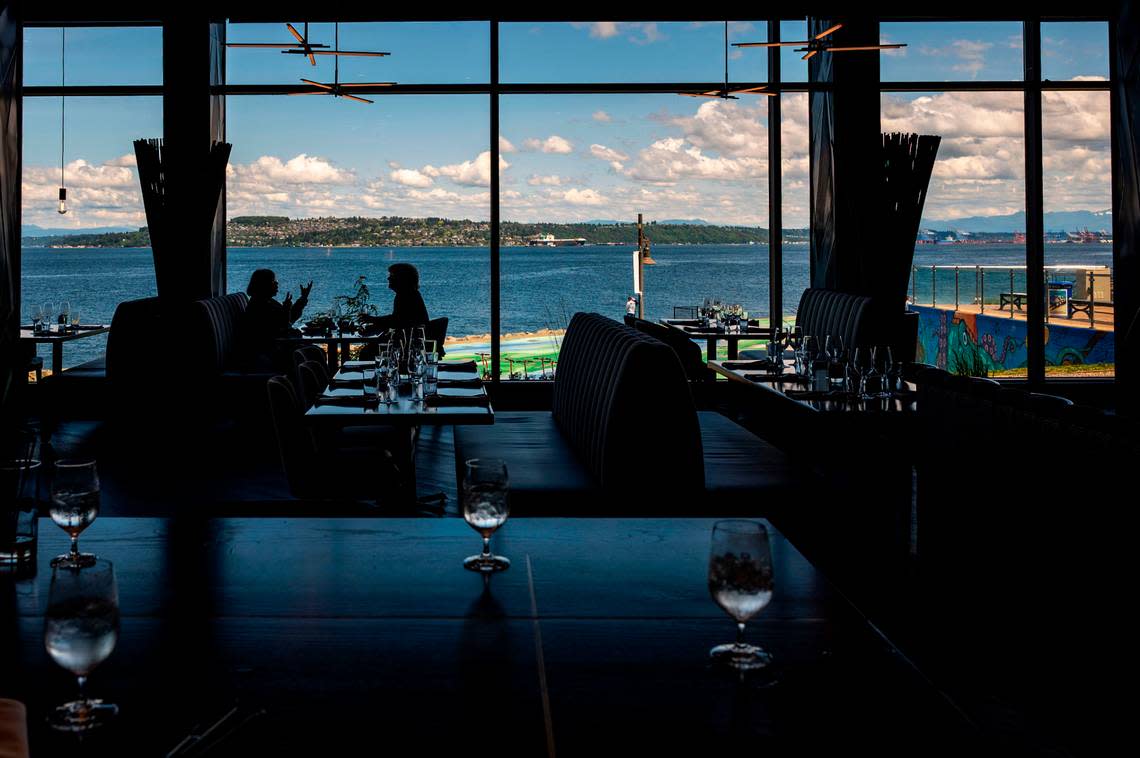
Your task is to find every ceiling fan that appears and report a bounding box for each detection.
[679,21,774,100]
[732,23,906,61]
[227,22,391,66]
[289,23,395,104]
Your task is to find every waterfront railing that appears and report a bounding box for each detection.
[908,264,1113,327]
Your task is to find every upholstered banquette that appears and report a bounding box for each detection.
[454,313,795,514]
[794,288,874,347]
[623,315,709,382]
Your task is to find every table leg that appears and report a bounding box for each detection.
[706,338,717,364]
[51,343,63,376]
[727,340,739,361]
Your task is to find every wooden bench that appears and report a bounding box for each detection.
[999,292,1029,311]
[1068,298,1113,319]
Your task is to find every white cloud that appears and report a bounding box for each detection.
[499,136,517,153]
[527,175,565,186]
[918,39,993,79]
[107,153,137,168]
[560,188,606,206]
[592,110,612,123]
[389,168,434,188]
[589,144,629,164]
[431,151,510,187]
[523,135,574,154]
[231,154,354,185]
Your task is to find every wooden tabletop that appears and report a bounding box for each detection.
[2,517,979,756]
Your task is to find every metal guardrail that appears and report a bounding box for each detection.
[909,264,1113,326]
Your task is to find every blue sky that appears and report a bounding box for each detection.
[21,21,1109,230]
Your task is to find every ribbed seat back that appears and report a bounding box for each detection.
[190,292,249,374]
[624,316,707,382]
[552,313,704,495]
[794,288,873,347]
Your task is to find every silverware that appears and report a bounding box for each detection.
[166,706,266,756]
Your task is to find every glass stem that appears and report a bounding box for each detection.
[736,622,747,648]
[77,675,87,699]
[70,534,79,559]
[482,535,491,558]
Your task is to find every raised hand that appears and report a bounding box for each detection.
[283,291,294,309]
[300,281,313,299]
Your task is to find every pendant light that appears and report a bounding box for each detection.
[58,27,67,215]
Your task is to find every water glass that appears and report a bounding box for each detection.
[708,520,774,670]
[44,559,120,732]
[30,304,44,334]
[424,361,439,396]
[42,302,56,332]
[462,458,511,572]
[49,460,100,569]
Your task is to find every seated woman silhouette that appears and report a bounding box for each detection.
[238,268,312,371]
[360,263,443,358]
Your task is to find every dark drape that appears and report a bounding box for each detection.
[0,3,19,413]
[1113,0,1140,413]
[807,18,881,294]
[209,21,227,297]
[871,132,941,310]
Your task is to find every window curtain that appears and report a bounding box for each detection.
[0,2,20,414]
[1113,0,1140,412]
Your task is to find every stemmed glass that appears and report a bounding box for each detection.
[59,301,71,331]
[708,520,774,670]
[49,460,100,568]
[44,559,120,732]
[876,346,896,396]
[852,347,874,399]
[30,303,44,334]
[43,301,56,332]
[462,458,511,573]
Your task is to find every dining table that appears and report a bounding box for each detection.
[659,318,768,362]
[281,331,392,373]
[1,516,981,756]
[19,324,111,376]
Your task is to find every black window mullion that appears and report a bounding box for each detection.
[768,19,782,331]
[1024,19,1046,386]
[490,19,501,384]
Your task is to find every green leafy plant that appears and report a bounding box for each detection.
[331,275,378,322]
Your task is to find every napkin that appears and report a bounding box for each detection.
[722,360,776,371]
[437,378,483,389]
[438,360,478,373]
[0,700,28,758]
[315,394,378,408]
[425,393,490,407]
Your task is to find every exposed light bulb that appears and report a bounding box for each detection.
[57,187,67,215]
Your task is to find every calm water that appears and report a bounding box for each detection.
[21,242,1113,369]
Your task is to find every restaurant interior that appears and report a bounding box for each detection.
[1,2,1136,755]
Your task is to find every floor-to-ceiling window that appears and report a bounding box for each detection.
[21,25,163,374]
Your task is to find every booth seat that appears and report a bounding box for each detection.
[794,288,874,347]
[454,313,796,514]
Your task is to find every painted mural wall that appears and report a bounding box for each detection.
[913,305,1115,374]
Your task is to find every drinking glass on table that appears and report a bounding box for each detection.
[70,309,81,332]
[44,559,120,732]
[876,346,896,396]
[43,302,56,332]
[59,301,71,331]
[30,304,44,334]
[462,458,511,572]
[49,460,100,568]
[708,520,774,670]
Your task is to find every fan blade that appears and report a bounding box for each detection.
[730,85,777,96]
[732,40,811,48]
[337,82,397,88]
[802,49,819,61]
[342,93,374,104]
[310,50,392,57]
[300,78,334,90]
[228,43,308,48]
[308,51,316,65]
[286,23,306,44]
[826,44,908,52]
[815,23,843,40]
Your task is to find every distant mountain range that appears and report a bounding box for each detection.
[22,224,137,238]
[923,209,1111,234]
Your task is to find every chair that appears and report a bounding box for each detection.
[298,361,329,409]
[293,346,326,393]
[267,376,400,503]
[425,317,448,358]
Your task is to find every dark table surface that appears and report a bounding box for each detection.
[304,367,493,426]
[1,517,979,756]
[709,359,918,414]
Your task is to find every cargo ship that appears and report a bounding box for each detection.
[526,233,587,247]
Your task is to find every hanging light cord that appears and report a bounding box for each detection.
[724,21,729,90]
[60,27,66,188]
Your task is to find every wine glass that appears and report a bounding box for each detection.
[30,303,44,334]
[49,460,100,568]
[853,347,874,399]
[59,301,71,330]
[708,520,774,670]
[462,458,511,573]
[44,559,120,732]
[43,301,55,331]
[876,346,896,396]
